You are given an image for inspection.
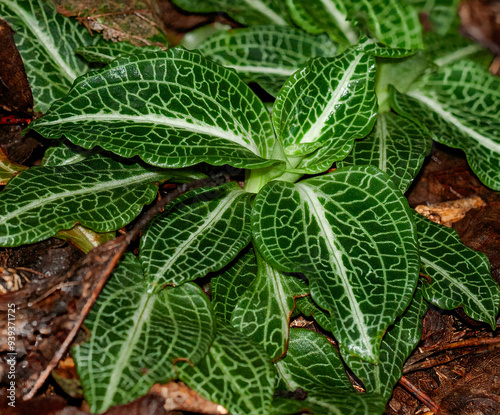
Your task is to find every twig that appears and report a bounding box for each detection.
[404,338,500,374]
[24,174,228,400]
[398,375,440,414]
[406,336,500,368]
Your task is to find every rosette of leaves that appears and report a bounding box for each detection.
[1,1,499,414]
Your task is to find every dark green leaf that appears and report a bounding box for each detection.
[351,0,423,50]
[198,25,337,97]
[407,0,460,34]
[285,0,358,46]
[42,141,96,166]
[343,286,428,400]
[339,112,432,192]
[211,247,258,324]
[271,391,386,415]
[72,254,215,413]
[0,0,96,112]
[30,48,282,171]
[415,212,499,328]
[423,32,492,67]
[171,0,291,26]
[178,323,275,415]
[295,296,334,332]
[0,156,169,246]
[275,328,352,392]
[141,182,253,288]
[252,166,420,362]
[273,49,377,173]
[391,60,500,190]
[232,250,308,360]
[355,34,417,58]
[76,42,163,63]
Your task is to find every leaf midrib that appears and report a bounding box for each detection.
[1,171,160,222]
[244,0,287,25]
[3,0,79,82]
[148,190,245,284]
[37,113,261,155]
[101,291,154,410]
[408,91,500,153]
[298,53,363,144]
[420,256,490,318]
[296,184,372,351]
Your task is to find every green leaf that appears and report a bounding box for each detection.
[0,156,169,247]
[42,141,96,166]
[390,60,500,190]
[351,0,424,50]
[211,247,258,324]
[178,323,275,415]
[415,212,499,328]
[423,32,491,67]
[408,0,460,34]
[375,53,428,112]
[72,254,215,413]
[171,0,290,26]
[275,328,352,392]
[181,23,232,50]
[271,392,386,415]
[0,148,27,185]
[355,34,417,58]
[285,0,358,46]
[295,296,334,332]
[29,48,282,171]
[232,250,308,360]
[141,182,253,288]
[0,0,96,112]
[343,286,428,400]
[76,42,163,63]
[198,25,337,97]
[252,166,420,362]
[338,112,432,193]
[273,49,377,171]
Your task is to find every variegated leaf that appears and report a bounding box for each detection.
[197,25,337,97]
[415,212,499,328]
[273,49,377,172]
[171,0,291,26]
[141,182,252,288]
[423,32,491,67]
[211,247,258,323]
[271,392,386,415]
[42,141,95,166]
[275,328,352,392]
[285,0,358,46]
[351,0,424,50]
[391,60,500,190]
[343,286,428,400]
[339,112,432,192]
[29,48,282,171]
[76,42,163,63]
[295,296,334,332]
[0,0,96,112]
[0,156,170,246]
[407,0,460,34]
[178,323,275,415]
[355,34,417,58]
[232,250,308,360]
[252,166,420,362]
[72,254,215,413]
